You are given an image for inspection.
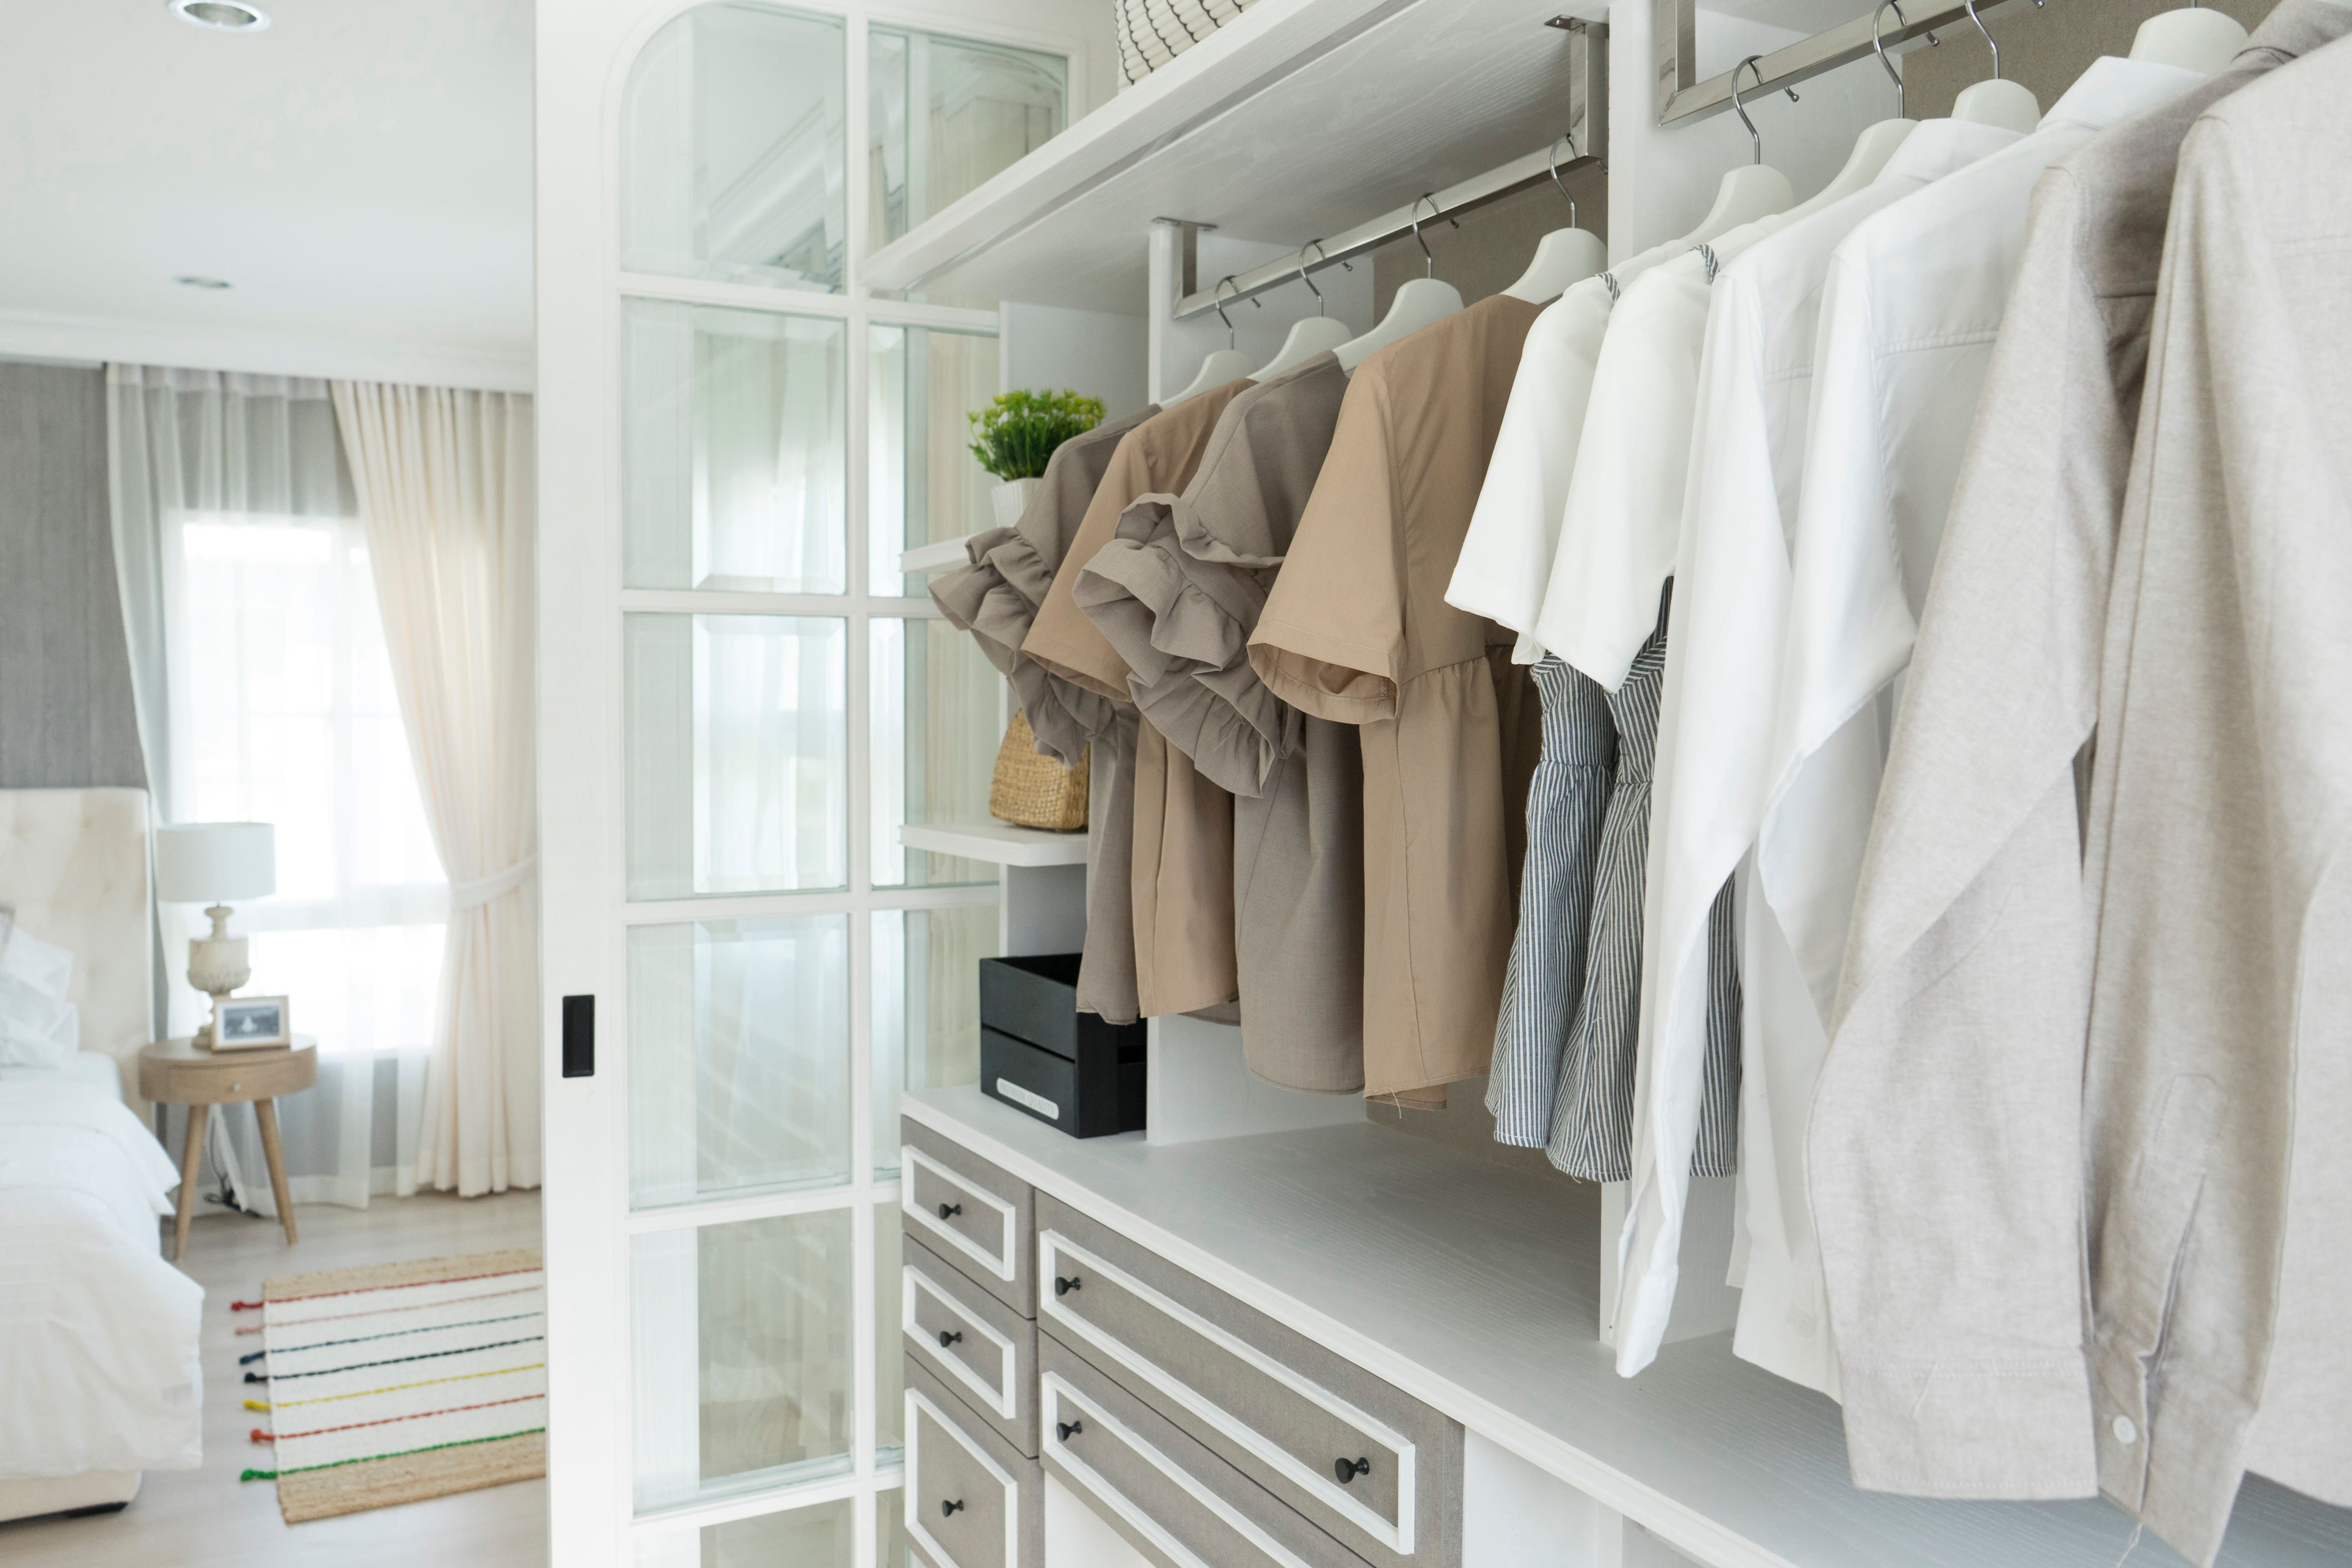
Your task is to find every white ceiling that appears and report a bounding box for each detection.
[0,0,533,388]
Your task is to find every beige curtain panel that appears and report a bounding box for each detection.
[332,381,539,1196]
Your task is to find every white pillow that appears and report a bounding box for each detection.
[0,924,81,1070]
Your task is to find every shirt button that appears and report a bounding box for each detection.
[2112,1416,2139,1446]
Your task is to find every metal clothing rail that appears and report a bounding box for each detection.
[1167,16,1606,322]
[1169,148,1603,321]
[1653,0,2026,124]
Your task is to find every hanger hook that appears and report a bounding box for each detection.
[1872,0,1909,115]
[1409,193,1443,278]
[1963,0,2001,79]
[1730,56,1767,166]
[1296,240,1329,316]
[1549,133,1581,229]
[1213,274,1240,347]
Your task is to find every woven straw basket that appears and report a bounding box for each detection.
[989,711,1088,832]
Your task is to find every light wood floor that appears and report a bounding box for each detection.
[0,1189,548,1568]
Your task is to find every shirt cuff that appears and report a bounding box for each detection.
[1837,1353,2098,1499]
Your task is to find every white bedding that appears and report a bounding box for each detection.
[0,1057,204,1478]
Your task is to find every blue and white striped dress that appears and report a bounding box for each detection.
[1486,656,1616,1147]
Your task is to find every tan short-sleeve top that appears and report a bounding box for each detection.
[929,406,1156,766]
[1250,294,1541,1103]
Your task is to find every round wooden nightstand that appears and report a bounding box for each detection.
[138,1035,318,1261]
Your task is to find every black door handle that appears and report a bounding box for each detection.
[938,1329,963,1348]
[938,1202,962,1219]
[1057,1419,1083,1441]
[1055,1275,1081,1297]
[941,1498,965,1517]
[1335,1456,1371,1484]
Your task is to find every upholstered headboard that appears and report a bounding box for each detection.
[0,788,153,1093]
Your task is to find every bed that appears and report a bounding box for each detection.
[0,787,203,1521]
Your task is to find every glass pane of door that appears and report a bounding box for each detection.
[628,915,851,1209]
[624,2,848,291]
[867,27,1067,250]
[870,905,997,1178]
[623,300,848,595]
[624,613,849,899]
[870,618,1001,888]
[631,1210,857,1512]
[866,324,1000,597]
[635,1496,859,1567]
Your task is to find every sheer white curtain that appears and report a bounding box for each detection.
[330,382,539,1196]
[108,364,437,1209]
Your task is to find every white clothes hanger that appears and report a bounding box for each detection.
[1766,18,1919,225]
[1165,276,1259,406]
[1951,0,2042,132]
[2129,1,2247,71]
[1335,196,1464,374]
[1502,135,1609,303]
[1675,58,1795,247]
[1252,240,1359,378]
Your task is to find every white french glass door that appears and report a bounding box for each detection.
[534,1,1081,1562]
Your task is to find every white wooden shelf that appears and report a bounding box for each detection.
[900,534,978,574]
[900,820,1089,868]
[860,0,1607,313]
[903,1086,2352,1568]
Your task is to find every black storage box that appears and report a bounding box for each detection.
[977,953,1146,1137]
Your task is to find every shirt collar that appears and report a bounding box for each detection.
[1872,117,2027,187]
[2240,0,2352,67]
[2038,54,2207,134]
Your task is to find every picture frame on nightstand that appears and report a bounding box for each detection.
[212,994,291,1051]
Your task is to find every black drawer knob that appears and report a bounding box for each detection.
[1055,1275,1081,1297]
[938,1202,962,1219]
[1057,1419,1083,1442]
[1335,1456,1371,1484]
[941,1498,965,1518]
[938,1329,963,1348]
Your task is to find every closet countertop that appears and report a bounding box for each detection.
[903,1086,2350,1568]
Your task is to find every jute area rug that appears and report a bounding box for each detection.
[235,1248,547,1523]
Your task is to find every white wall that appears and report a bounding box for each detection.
[1606,3,1899,260]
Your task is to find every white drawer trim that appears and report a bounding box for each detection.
[906,1259,1021,1420]
[907,1386,1022,1568]
[904,1145,1019,1283]
[1039,1229,1416,1555]
[1042,1371,1317,1568]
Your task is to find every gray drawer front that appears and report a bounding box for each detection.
[906,1355,1042,1568]
[1042,1332,1373,1568]
[903,1119,1037,1317]
[1036,1194,1459,1568]
[906,1235,1039,1456]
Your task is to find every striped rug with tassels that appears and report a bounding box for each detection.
[235,1249,547,1522]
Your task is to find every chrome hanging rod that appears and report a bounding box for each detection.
[1169,144,1603,322]
[1653,0,2026,125]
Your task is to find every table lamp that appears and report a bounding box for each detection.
[155,821,276,1048]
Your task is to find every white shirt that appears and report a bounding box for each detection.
[1612,54,2204,1377]
[1533,209,1808,692]
[1606,119,2024,1389]
[1445,239,1683,662]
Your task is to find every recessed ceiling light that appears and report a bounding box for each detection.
[175,275,233,290]
[169,0,271,32]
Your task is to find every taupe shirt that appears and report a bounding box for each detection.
[1075,354,1365,1090]
[930,406,1156,768]
[1814,13,2352,1560]
[1250,296,1542,1106]
[1025,386,1248,1021]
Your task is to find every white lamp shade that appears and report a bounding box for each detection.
[155,821,276,904]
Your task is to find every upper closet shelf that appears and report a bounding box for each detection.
[900,820,1089,868]
[859,0,1607,314]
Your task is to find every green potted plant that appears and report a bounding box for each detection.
[967,389,1106,527]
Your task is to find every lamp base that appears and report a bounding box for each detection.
[188,907,250,1051]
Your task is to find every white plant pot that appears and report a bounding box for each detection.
[991,477,1044,529]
